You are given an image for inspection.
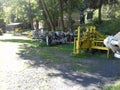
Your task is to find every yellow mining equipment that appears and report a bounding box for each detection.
[73,26,110,58]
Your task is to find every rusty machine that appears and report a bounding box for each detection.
[73,26,110,58]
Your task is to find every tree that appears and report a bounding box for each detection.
[58,0,65,31]
[0,0,40,29]
[85,0,118,24]
[38,0,56,31]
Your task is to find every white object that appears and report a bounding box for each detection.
[114,53,120,59]
[104,32,120,59]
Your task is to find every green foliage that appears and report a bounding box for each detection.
[93,17,120,35]
[0,0,119,32]
[85,0,118,9]
[0,0,40,26]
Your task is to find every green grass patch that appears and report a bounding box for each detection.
[0,39,42,47]
[0,38,108,72]
[104,81,120,90]
[0,38,110,59]
[70,63,96,72]
[71,50,93,58]
[54,43,110,59]
[0,39,33,43]
[104,86,120,90]
[69,58,99,72]
[70,63,89,72]
[54,43,74,52]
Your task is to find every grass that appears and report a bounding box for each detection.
[104,86,120,90]
[0,38,111,73]
[0,39,33,43]
[70,61,98,72]
[54,43,74,52]
[0,39,42,47]
[104,81,120,90]
[50,42,109,59]
[20,41,101,72]
[0,38,110,59]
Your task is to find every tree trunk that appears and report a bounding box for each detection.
[67,0,72,32]
[98,0,102,24]
[28,0,33,29]
[59,0,65,31]
[39,0,55,31]
[37,0,50,29]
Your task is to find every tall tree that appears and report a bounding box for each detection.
[58,0,65,31]
[85,0,118,24]
[28,0,33,29]
[38,0,55,31]
[67,0,72,32]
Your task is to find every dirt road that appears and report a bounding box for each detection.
[0,34,50,90]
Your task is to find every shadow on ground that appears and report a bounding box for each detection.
[1,38,120,89]
[16,44,120,89]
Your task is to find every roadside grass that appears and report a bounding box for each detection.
[103,81,120,90]
[0,38,111,59]
[0,39,109,72]
[54,43,74,52]
[58,44,110,59]
[69,60,99,72]
[0,39,41,47]
[29,46,98,72]
[104,86,120,90]
[0,39,33,43]
[18,41,100,72]
[0,38,110,59]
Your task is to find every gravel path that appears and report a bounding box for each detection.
[0,34,120,90]
[0,34,50,90]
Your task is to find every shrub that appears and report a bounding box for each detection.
[93,17,120,35]
[14,28,23,33]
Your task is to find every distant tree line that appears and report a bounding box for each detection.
[0,0,119,31]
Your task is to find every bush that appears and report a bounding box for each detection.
[93,18,120,35]
[14,28,23,33]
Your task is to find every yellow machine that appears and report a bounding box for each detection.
[73,26,110,58]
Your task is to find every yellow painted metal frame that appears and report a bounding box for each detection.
[73,26,109,58]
